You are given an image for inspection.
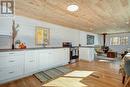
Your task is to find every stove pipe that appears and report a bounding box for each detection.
[102,33,107,47]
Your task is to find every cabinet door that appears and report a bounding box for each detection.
[79,48,94,61]
[50,48,69,67]
[64,48,70,64]
[79,48,88,60]
[55,48,69,65]
[25,51,38,74]
[0,65,24,81]
[88,48,94,61]
[0,17,12,35]
[38,48,69,71]
[38,50,51,70]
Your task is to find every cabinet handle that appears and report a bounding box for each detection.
[29,60,34,62]
[9,53,14,54]
[9,71,14,74]
[9,60,15,62]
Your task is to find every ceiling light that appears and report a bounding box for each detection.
[89,28,93,30]
[126,21,129,24]
[67,4,79,12]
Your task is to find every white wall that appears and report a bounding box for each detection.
[15,16,80,48]
[79,31,100,46]
[0,15,99,48]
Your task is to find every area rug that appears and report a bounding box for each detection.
[42,77,87,87]
[42,70,94,87]
[34,66,72,83]
[64,70,94,78]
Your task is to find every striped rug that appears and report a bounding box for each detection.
[34,66,72,83]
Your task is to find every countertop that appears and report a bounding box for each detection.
[0,46,95,52]
[0,47,69,52]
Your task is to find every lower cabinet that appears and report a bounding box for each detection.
[24,51,38,74]
[38,48,69,71]
[38,50,51,70]
[0,48,70,84]
[79,48,94,61]
[0,65,24,81]
[0,51,24,81]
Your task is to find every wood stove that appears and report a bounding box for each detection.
[102,33,109,53]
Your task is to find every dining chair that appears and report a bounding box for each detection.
[124,59,130,87]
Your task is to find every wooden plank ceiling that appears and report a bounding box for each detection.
[15,0,130,34]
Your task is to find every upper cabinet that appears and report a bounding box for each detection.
[0,17,12,35]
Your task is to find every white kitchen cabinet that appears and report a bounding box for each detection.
[0,65,24,81]
[24,51,38,74]
[0,17,12,35]
[0,51,24,81]
[0,48,70,83]
[38,50,51,70]
[0,52,24,68]
[79,47,94,61]
[38,48,69,71]
[53,48,69,65]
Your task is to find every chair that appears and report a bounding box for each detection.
[124,59,130,87]
[94,45,104,55]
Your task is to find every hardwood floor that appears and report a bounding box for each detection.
[0,60,127,87]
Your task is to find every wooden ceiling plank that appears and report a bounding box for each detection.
[15,0,130,33]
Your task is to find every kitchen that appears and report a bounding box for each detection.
[1,0,129,87]
[0,15,98,84]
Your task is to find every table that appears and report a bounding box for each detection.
[107,51,117,58]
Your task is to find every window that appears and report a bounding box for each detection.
[110,37,128,45]
[120,37,128,45]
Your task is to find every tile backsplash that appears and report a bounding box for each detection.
[0,35,12,49]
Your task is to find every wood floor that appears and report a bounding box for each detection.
[0,60,128,87]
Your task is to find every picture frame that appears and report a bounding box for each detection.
[35,26,50,45]
[87,35,95,45]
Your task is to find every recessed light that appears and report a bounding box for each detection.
[67,4,79,12]
[89,28,93,30]
[126,21,129,24]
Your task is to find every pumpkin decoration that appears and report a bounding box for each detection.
[19,42,26,49]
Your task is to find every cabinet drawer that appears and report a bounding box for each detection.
[0,65,24,81]
[0,51,24,57]
[25,59,38,74]
[0,55,24,68]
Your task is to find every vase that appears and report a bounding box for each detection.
[12,44,15,49]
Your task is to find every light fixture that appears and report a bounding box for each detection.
[126,21,129,24]
[67,4,79,12]
[89,28,93,31]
